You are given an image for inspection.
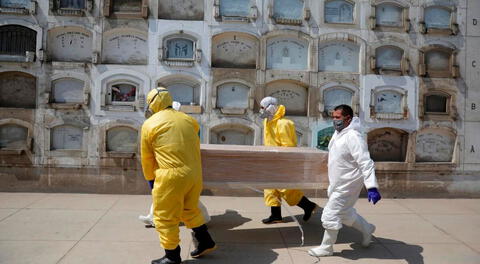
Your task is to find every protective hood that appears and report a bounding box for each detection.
[146,87,172,114]
[270,105,286,122]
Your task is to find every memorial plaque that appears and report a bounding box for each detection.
[113,0,141,12]
[220,0,249,17]
[266,82,307,115]
[51,125,83,150]
[166,83,197,105]
[212,34,257,68]
[425,94,447,113]
[319,42,359,72]
[52,78,84,103]
[0,72,36,108]
[103,30,147,64]
[0,124,27,149]
[109,83,136,103]
[273,0,303,19]
[376,3,403,27]
[0,0,29,8]
[324,0,354,24]
[158,0,203,20]
[267,37,308,70]
[317,126,334,151]
[368,128,407,162]
[424,6,451,29]
[49,27,92,62]
[416,131,454,162]
[60,0,85,9]
[426,50,450,71]
[217,82,249,109]
[376,46,402,70]
[375,90,402,113]
[210,129,253,145]
[166,38,194,60]
[324,88,353,112]
[106,127,137,152]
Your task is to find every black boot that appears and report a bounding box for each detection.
[151,246,181,264]
[262,206,283,224]
[190,224,217,258]
[297,196,318,222]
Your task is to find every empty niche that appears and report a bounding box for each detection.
[324,0,354,24]
[425,92,449,114]
[102,29,148,64]
[158,0,204,20]
[0,124,28,149]
[316,126,334,151]
[106,126,137,152]
[319,41,359,72]
[48,27,92,62]
[266,36,308,70]
[374,46,403,73]
[368,128,408,162]
[51,78,84,103]
[51,125,83,150]
[220,0,250,18]
[217,82,249,110]
[210,124,253,145]
[323,87,353,115]
[415,129,455,162]
[266,81,307,116]
[376,3,403,27]
[0,25,36,62]
[273,0,303,21]
[0,71,36,108]
[212,33,258,68]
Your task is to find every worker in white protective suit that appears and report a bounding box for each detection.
[308,104,382,258]
[139,101,211,227]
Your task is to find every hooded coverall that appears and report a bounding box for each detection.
[263,105,304,207]
[141,88,205,250]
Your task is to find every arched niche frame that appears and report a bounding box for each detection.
[418,44,459,78]
[369,86,408,120]
[318,82,359,117]
[159,31,202,67]
[317,32,366,74]
[267,0,311,25]
[156,73,203,114]
[45,122,88,157]
[418,2,458,35]
[213,0,259,22]
[0,71,37,109]
[213,79,254,115]
[367,127,409,162]
[414,127,458,164]
[369,0,410,32]
[100,121,140,158]
[48,72,90,109]
[206,119,261,145]
[101,28,148,65]
[0,20,43,62]
[263,30,312,71]
[419,89,457,121]
[370,44,409,76]
[211,31,259,69]
[265,80,309,116]
[47,26,94,62]
[0,118,33,155]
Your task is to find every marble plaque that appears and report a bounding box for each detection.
[110,83,136,103]
[324,88,353,112]
[60,0,85,9]
[0,72,36,108]
[274,0,303,19]
[319,42,359,72]
[212,34,257,68]
[416,131,454,162]
[51,125,83,150]
[167,83,195,105]
[266,82,307,115]
[113,0,141,12]
[324,0,354,24]
[0,0,29,8]
[425,94,447,113]
[317,126,334,151]
[52,78,84,103]
[375,90,402,113]
[0,124,27,149]
[166,38,194,59]
[49,27,92,62]
[267,37,308,70]
[376,46,402,70]
[376,3,403,27]
[424,6,451,29]
[426,50,450,71]
[220,0,249,17]
[103,30,147,64]
[211,129,253,145]
[368,128,407,162]
[106,127,137,152]
[217,82,249,109]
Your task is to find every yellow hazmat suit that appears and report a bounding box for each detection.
[263,105,304,207]
[141,88,204,250]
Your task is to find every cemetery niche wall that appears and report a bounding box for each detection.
[102,28,148,64]
[212,32,258,69]
[47,26,93,62]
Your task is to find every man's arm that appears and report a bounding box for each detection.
[140,123,158,181]
[347,132,378,189]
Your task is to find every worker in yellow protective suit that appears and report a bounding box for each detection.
[141,88,216,264]
[259,96,318,224]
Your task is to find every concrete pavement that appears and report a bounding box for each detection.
[0,192,479,264]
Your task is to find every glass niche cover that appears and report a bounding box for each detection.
[217,82,249,109]
[324,88,353,112]
[0,0,30,8]
[375,91,402,113]
[267,37,308,70]
[166,38,194,60]
[325,0,354,24]
[319,42,359,72]
[167,83,196,105]
[110,83,136,103]
[424,7,451,29]
[220,0,250,17]
[52,79,84,103]
[376,46,402,70]
[376,3,403,27]
[273,0,303,19]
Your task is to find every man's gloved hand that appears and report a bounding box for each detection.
[148,180,154,189]
[367,188,381,205]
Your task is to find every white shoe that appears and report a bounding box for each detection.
[352,215,375,247]
[138,214,154,226]
[199,201,211,224]
[308,246,333,257]
[308,229,338,257]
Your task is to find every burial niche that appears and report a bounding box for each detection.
[266,36,308,70]
[0,124,28,149]
[266,81,307,116]
[323,87,353,115]
[102,29,147,64]
[106,126,137,152]
[424,6,451,30]
[48,27,92,62]
[158,0,204,20]
[273,0,303,22]
[0,71,36,108]
[217,82,249,110]
[0,25,36,61]
[51,78,84,104]
[415,129,455,162]
[212,33,258,68]
[51,125,83,150]
[210,125,254,145]
[376,3,403,27]
[319,41,359,72]
[324,0,354,24]
[368,128,408,162]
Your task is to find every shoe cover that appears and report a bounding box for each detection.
[308,229,338,257]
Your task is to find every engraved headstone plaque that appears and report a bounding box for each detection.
[220,0,249,17]
[267,37,308,70]
[319,42,359,72]
[324,0,354,24]
[103,30,147,64]
[113,0,141,13]
[368,128,407,162]
[266,82,307,115]
[212,34,257,68]
[0,124,27,149]
[375,91,402,113]
[0,72,36,108]
[52,78,84,103]
[376,3,402,27]
[217,82,249,109]
[0,0,29,8]
[49,27,92,62]
[274,0,303,19]
[425,94,447,113]
[211,129,253,145]
[317,126,334,151]
[167,83,197,105]
[416,131,454,162]
[424,6,451,29]
[107,127,137,152]
[60,0,85,9]
[166,38,194,59]
[324,88,353,112]
[376,46,402,70]
[51,125,83,150]
[426,50,449,71]
[109,83,136,103]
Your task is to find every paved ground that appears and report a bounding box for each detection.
[0,193,479,264]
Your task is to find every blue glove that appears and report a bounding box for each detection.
[367,188,381,205]
[148,180,154,189]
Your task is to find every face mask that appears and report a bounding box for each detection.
[333,119,346,132]
[144,107,153,119]
[259,104,277,120]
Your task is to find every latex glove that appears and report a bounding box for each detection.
[367,188,381,205]
[148,180,154,189]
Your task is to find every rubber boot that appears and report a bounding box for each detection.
[190,224,217,258]
[352,214,376,247]
[151,246,181,264]
[262,206,283,224]
[308,229,339,257]
[296,196,318,221]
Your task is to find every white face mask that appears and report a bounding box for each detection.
[260,104,277,120]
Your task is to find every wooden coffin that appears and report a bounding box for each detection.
[200,144,329,189]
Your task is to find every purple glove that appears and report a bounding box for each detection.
[367,188,381,205]
[148,180,154,189]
